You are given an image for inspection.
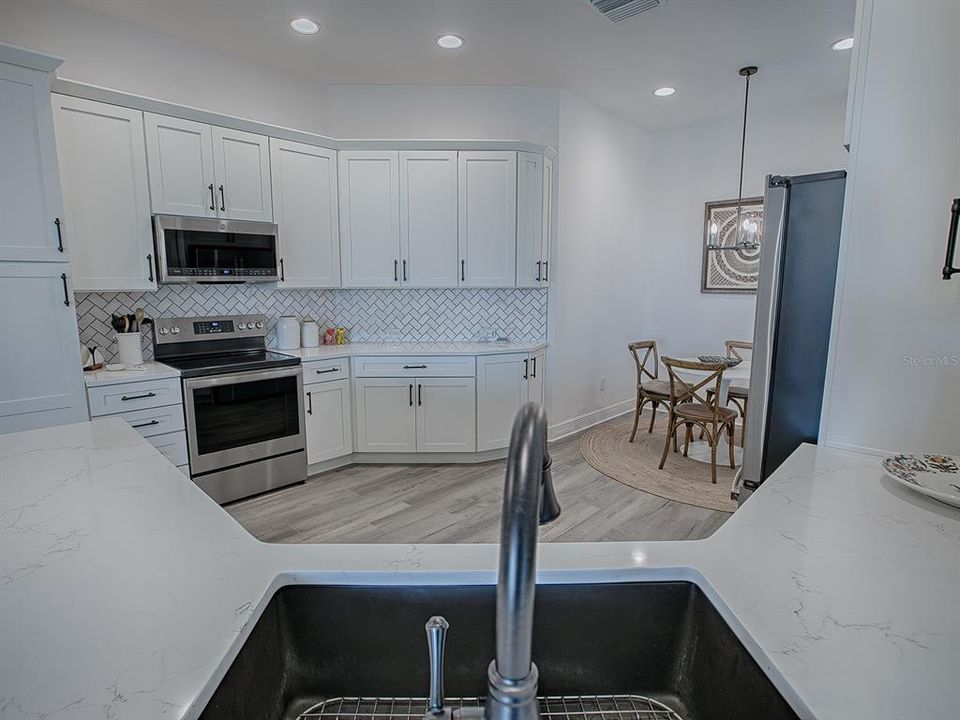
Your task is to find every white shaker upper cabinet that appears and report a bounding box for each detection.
[211,127,272,222]
[540,156,553,287]
[0,60,65,262]
[458,151,518,288]
[339,150,402,287]
[53,96,156,291]
[270,139,340,288]
[144,113,216,218]
[516,152,544,288]
[0,262,86,434]
[399,151,458,287]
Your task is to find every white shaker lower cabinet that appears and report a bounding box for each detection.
[477,353,531,451]
[415,377,477,453]
[52,96,156,291]
[270,139,340,288]
[354,378,418,452]
[0,262,86,433]
[303,378,353,464]
[527,348,546,407]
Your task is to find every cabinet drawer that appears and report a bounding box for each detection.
[352,355,476,378]
[303,358,349,384]
[147,430,188,467]
[116,404,185,438]
[87,377,182,417]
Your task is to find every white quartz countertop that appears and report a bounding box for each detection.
[82,361,180,387]
[276,340,548,360]
[2,419,958,720]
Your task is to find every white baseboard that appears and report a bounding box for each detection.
[548,399,633,443]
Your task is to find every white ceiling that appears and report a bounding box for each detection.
[60,0,856,131]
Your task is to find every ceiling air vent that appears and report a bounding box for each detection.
[588,0,663,23]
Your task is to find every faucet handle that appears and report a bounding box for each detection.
[425,616,450,717]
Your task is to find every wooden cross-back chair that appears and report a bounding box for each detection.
[659,356,737,485]
[627,340,673,440]
[703,339,752,446]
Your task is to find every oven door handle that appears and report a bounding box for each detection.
[181,365,302,391]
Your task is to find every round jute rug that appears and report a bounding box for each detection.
[579,415,738,513]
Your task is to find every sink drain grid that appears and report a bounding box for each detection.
[298,694,683,720]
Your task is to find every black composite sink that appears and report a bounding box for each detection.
[200,582,797,720]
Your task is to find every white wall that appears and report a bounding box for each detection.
[643,95,849,359]
[546,91,651,436]
[0,0,331,133]
[328,85,559,147]
[820,0,960,455]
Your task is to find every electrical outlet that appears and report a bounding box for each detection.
[599,377,606,392]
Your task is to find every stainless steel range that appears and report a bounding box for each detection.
[154,314,305,504]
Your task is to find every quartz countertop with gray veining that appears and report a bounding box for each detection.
[276,340,548,361]
[1,419,958,720]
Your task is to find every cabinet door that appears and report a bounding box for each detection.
[458,151,517,287]
[540,156,553,287]
[271,139,340,288]
[211,127,273,221]
[527,349,546,408]
[53,96,156,291]
[416,377,476,453]
[304,379,353,464]
[0,262,86,433]
[353,377,416,452]
[515,152,543,288]
[0,63,65,262]
[476,353,529,451]
[339,150,401,287]
[144,113,216,217]
[399,151,458,287]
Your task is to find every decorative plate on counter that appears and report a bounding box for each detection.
[882,454,960,508]
[697,355,742,368]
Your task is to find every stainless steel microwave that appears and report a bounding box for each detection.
[153,215,280,283]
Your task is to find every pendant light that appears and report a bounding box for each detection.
[708,65,761,251]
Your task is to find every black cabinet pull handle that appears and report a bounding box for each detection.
[280,258,285,282]
[460,259,465,282]
[417,383,423,406]
[536,260,542,282]
[306,391,313,415]
[60,273,70,306]
[208,184,216,211]
[394,259,399,282]
[316,367,339,374]
[131,420,160,429]
[523,359,529,380]
[543,260,549,282]
[409,383,414,407]
[218,185,225,212]
[121,392,156,401]
[943,198,960,280]
[532,357,537,378]
[402,364,427,369]
[54,217,64,252]
[402,259,407,282]
[146,253,154,282]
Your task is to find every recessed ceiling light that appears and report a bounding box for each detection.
[290,18,320,35]
[653,86,676,97]
[831,36,854,51]
[436,34,464,50]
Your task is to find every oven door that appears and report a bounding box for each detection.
[183,366,305,476]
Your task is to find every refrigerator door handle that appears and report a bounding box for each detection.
[943,197,959,280]
[740,175,790,497]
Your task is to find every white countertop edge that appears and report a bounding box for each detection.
[82,361,180,387]
[276,341,549,361]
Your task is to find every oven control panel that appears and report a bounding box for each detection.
[154,314,267,343]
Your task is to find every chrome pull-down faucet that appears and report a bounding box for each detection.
[425,403,560,720]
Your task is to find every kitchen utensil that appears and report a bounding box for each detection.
[301,320,319,348]
[277,316,300,350]
[135,308,145,332]
[882,454,960,509]
[111,315,125,334]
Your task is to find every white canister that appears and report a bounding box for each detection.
[277,316,301,350]
[301,320,320,348]
[115,333,144,366]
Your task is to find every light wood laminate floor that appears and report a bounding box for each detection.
[227,418,731,544]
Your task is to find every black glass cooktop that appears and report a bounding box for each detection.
[163,350,300,378]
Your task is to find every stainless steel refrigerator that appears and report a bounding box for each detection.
[739,170,847,501]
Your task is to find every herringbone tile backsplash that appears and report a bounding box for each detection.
[76,285,548,362]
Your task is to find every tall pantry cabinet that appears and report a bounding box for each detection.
[0,44,86,433]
